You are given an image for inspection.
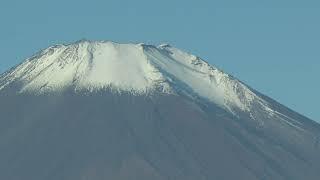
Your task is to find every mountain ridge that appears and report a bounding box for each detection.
[0,40,319,180]
[0,40,265,115]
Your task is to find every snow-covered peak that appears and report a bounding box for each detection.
[0,40,262,112]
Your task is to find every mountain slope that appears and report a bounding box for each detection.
[0,40,319,180]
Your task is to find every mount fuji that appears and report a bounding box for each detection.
[0,40,319,180]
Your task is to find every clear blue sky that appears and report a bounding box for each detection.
[0,0,319,121]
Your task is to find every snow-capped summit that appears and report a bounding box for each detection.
[0,40,261,113]
[1,40,319,180]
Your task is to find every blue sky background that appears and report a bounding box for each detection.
[0,0,319,121]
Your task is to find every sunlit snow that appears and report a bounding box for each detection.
[0,40,265,113]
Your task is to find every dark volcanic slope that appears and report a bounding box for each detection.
[0,90,319,180]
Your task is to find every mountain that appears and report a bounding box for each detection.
[0,40,319,180]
